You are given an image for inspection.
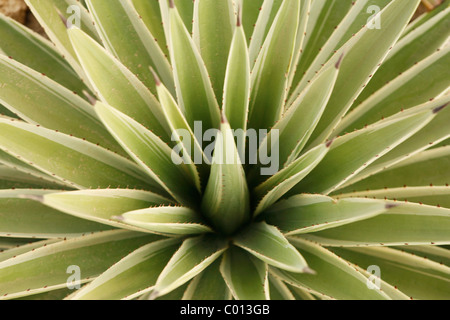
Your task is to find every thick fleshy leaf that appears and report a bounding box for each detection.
[396,245,450,267]
[233,222,309,273]
[0,118,156,191]
[85,0,174,95]
[237,0,264,41]
[193,0,234,103]
[0,165,63,190]
[69,238,181,300]
[268,274,295,300]
[264,194,390,235]
[0,230,160,300]
[201,119,250,235]
[168,2,221,131]
[182,259,230,300]
[299,201,450,246]
[152,235,227,298]
[271,238,391,300]
[0,240,60,264]
[248,0,300,131]
[332,246,450,300]
[68,27,171,142]
[95,102,199,207]
[116,206,212,236]
[0,189,111,239]
[220,246,269,300]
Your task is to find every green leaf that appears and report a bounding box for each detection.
[0,189,111,238]
[0,230,160,300]
[168,2,221,131]
[95,101,199,207]
[116,206,212,236]
[264,194,390,236]
[183,259,231,300]
[272,238,391,300]
[220,246,269,300]
[201,118,251,235]
[0,118,156,191]
[69,238,181,300]
[299,201,450,246]
[41,189,173,230]
[331,246,450,300]
[395,245,450,267]
[152,235,227,298]
[290,108,437,195]
[237,0,264,41]
[233,222,309,273]
[268,274,295,300]
[248,0,300,131]
[85,0,174,95]
[0,165,63,190]
[0,240,60,264]
[193,0,234,103]
[68,27,171,142]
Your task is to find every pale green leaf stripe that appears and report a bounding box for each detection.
[0,238,38,251]
[304,0,421,148]
[272,238,391,300]
[253,143,329,216]
[69,238,181,300]
[337,96,450,191]
[0,55,122,154]
[299,201,450,247]
[152,235,228,298]
[220,246,269,300]
[169,4,221,131]
[233,222,309,273]
[117,206,212,236]
[222,18,251,156]
[95,102,199,207]
[331,246,450,300]
[201,119,250,235]
[183,259,231,300]
[0,189,111,239]
[0,14,88,94]
[41,189,173,231]
[337,145,450,193]
[0,240,60,264]
[193,0,234,103]
[268,274,296,300]
[0,118,157,191]
[264,194,389,236]
[338,46,450,132]
[291,108,437,195]
[402,0,449,37]
[395,245,450,267]
[248,0,300,131]
[289,285,318,300]
[237,0,264,41]
[86,0,174,95]
[0,165,64,190]
[68,27,171,143]
[0,230,160,300]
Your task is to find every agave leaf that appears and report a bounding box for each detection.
[182,260,230,300]
[271,238,391,300]
[395,245,450,267]
[0,55,122,154]
[0,230,160,300]
[220,246,269,300]
[331,246,450,300]
[299,201,450,246]
[290,107,438,195]
[402,0,450,36]
[0,189,111,238]
[168,2,221,131]
[0,14,88,95]
[201,118,250,235]
[248,0,300,131]
[68,27,171,142]
[268,274,295,300]
[222,14,251,156]
[85,0,174,95]
[301,0,421,148]
[232,222,309,273]
[0,118,156,191]
[152,235,228,298]
[236,0,264,40]
[0,165,64,190]
[14,287,73,300]
[68,238,181,300]
[0,240,60,264]
[0,238,36,251]
[338,46,450,132]
[253,143,329,216]
[116,206,212,236]
[40,189,173,231]
[264,194,390,236]
[193,0,234,103]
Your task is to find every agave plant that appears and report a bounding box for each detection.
[0,0,449,300]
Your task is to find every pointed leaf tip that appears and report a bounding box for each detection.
[82,90,97,106]
[303,267,317,275]
[433,102,449,114]
[335,53,344,69]
[385,203,400,210]
[18,194,44,202]
[236,5,242,27]
[149,67,161,86]
[55,7,69,29]
[111,215,124,221]
[169,0,175,9]
[326,138,335,148]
